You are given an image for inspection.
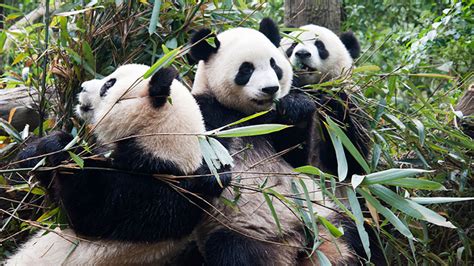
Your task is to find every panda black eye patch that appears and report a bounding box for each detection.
[100,78,117,97]
[270,58,283,80]
[234,62,255,86]
[286,42,297,57]
[315,40,329,60]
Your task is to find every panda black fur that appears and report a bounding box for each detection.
[7,65,230,265]
[189,19,360,265]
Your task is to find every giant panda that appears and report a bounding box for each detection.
[7,64,230,265]
[279,24,370,180]
[281,24,361,86]
[188,18,361,265]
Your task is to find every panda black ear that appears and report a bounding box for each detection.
[259,18,281,47]
[149,67,178,107]
[189,29,220,62]
[340,31,360,59]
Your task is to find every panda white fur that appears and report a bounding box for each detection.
[8,65,230,265]
[189,18,357,265]
[75,79,102,123]
[281,24,360,86]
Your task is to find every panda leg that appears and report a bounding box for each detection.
[203,229,274,266]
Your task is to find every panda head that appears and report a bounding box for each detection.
[281,24,360,85]
[75,79,102,123]
[82,64,205,174]
[190,18,293,114]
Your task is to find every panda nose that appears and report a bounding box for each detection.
[80,85,87,92]
[262,86,279,95]
[295,50,311,59]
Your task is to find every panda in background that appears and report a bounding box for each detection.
[281,24,361,86]
[188,18,365,265]
[279,24,370,180]
[7,65,230,265]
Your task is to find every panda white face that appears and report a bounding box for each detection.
[281,24,360,85]
[85,64,205,173]
[75,79,102,123]
[191,20,293,114]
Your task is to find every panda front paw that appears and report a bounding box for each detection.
[18,131,74,168]
[276,91,316,125]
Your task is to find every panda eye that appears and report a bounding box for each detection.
[270,58,276,68]
[100,78,117,97]
[239,62,254,75]
[314,40,329,60]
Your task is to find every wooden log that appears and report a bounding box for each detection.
[0,86,52,132]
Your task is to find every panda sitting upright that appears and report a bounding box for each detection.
[7,65,230,265]
[279,24,370,180]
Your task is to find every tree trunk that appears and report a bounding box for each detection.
[284,0,342,34]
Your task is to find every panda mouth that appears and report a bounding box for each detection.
[295,61,317,73]
[80,104,92,113]
[300,63,317,73]
[252,99,273,105]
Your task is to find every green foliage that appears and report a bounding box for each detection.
[0,0,473,264]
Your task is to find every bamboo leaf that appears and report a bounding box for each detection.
[0,31,6,53]
[294,165,322,176]
[198,137,222,187]
[214,124,291,138]
[316,250,332,266]
[82,41,96,71]
[326,116,371,174]
[317,215,343,238]
[384,113,406,131]
[263,192,282,235]
[225,110,270,128]
[369,184,424,219]
[36,207,60,222]
[148,0,162,35]
[68,151,84,168]
[298,178,319,253]
[411,119,425,146]
[8,184,45,195]
[408,73,454,79]
[63,135,80,150]
[353,65,381,73]
[326,121,348,181]
[143,47,181,79]
[351,174,365,189]
[346,188,372,260]
[379,177,445,190]
[371,185,456,228]
[207,137,234,167]
[12,53,27,65]
[406,200,456,228]
[410,197,474,204]
[358,188,414,239]
[0,118,22,142]
[362,168,431,185]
